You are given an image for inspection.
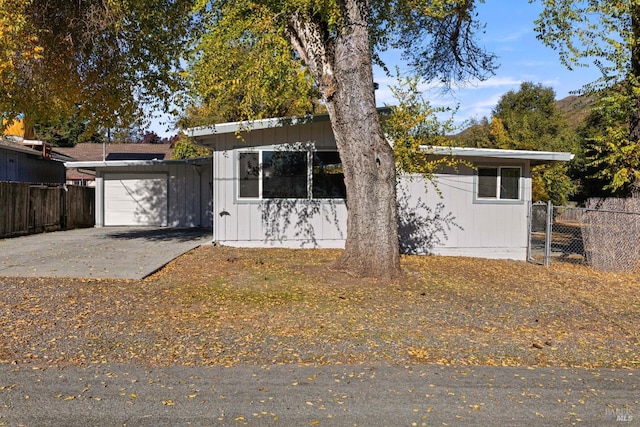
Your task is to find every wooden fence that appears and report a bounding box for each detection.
[0,182,94,238]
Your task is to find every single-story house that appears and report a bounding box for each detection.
[188,113,573,260]
[64,156,213,228]
[0,137,67,184]
[56,143,174,186]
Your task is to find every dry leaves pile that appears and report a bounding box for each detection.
[0,246,638,368]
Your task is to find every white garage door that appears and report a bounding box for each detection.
[104,174,168,226]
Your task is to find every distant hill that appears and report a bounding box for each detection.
[555,95,595,129]
[451,94,595,144]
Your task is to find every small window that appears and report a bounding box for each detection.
[477,166,521,200]
[500,167,520,200]
[312,152,346,199]
[477,168,497,198]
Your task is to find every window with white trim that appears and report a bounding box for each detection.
[238,150,346,200]
[477,166,521,200]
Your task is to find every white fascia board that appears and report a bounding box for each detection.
[187,115,318,139]
[187,108,391,141]
[64,160,164,169]
[64,157,211,170]
[420,146,575,162]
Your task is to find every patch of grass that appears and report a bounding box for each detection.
[0,246,638,369]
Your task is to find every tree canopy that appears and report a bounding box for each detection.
[535,0,640,191]
[183,4,323,126]
[1,0,198,132]
[456,82,578,205]
[186,1,497,126]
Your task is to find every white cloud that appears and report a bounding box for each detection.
[463,76,523,89]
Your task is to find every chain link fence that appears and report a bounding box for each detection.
[529,199,640,272]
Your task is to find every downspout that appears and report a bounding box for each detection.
[211,152,216,244]
[191,163,203,227]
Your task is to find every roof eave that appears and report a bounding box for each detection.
[420,146,575,163]
[187,107,393,144]
[64,156,211,170]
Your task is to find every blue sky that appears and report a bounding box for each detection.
[373,1,601,127]
[152,1,602,136]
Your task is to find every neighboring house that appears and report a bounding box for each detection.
[64,156,213,228]
[2,117,36,140]
[56,143,174,186]
[0,137,66,184]
[187,113,573,261]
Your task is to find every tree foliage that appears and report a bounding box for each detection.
[456,82,578,205]
[384,74,457,177]
[534,1,640,190]
[171,132,211,159]
[1,0,198,132]
[576,88,640,197]
[184,3,323,126]
[33,112,103,147]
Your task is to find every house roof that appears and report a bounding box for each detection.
[188,108,392,144]
[188,115,324,140]
[55,142,173,162]
[0,138,43,156]
[57,143,174,181]
[187,112,574,165]
[64,156,211,170]
[421,146,574,164]
[0,137,70,162]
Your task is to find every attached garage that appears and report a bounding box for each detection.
[64,158,212,229]
[103,173,168,226]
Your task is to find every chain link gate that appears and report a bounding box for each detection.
[528,202,587,267]
[529,200,640,271]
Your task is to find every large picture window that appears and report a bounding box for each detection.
[238,150,346,200]
[477,166,521,200]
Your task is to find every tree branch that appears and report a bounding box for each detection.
[286,11,337,100]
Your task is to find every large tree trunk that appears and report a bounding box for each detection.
[287,0,402,278]
[326,44,401,278]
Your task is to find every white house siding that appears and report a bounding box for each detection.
[213,144,531,258]
[96,162,213,228]
[199,118,536,260]
[398,160,531,260]
[211,119,347,248]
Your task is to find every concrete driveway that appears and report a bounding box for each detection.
[0,227,212,279]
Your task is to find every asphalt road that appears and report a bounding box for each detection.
[0,363,637,426]
[0,227,212,279]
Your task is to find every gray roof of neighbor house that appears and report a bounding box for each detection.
[1,137,72,162]
[56,143,174,181]
[64,156,211,170]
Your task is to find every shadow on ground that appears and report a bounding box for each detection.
[106,227,212,242]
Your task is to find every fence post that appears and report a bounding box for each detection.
[544,200,553,267]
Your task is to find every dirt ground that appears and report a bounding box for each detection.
[1,246,638,369]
